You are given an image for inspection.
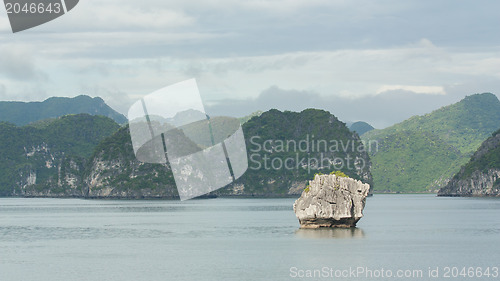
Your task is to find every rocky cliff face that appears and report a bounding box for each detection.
[10,125,179,199]
[293,174,370,228]
[1,109,373,199]
[438,129,500,197]
[438,169,500,196]
[17,156,86,197]
[218,109,373,197]
[84,127,178,199]
[0,114,120,197]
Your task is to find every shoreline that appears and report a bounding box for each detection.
[3,193,500,199]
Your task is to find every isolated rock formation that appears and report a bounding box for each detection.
[293,174,370,228]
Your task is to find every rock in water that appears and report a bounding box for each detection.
[293,174,370,228]
[438,129,500,197]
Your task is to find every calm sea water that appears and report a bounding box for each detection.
[1,195,499,281]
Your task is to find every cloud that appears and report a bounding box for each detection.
[4,0,499,59]
[0,46,46,81]
[0,0,499,129]
[376,85,446,95]
[6,0,195,33]
[0,83,5,98]
[206,85,494,129]
[66,1,195,32]
[441,57,500,79]
[0,13,10,32]
[2,38,499,123]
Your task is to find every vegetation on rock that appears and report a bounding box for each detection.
[438,128,500,196]
[0,114,120,196]
[362,93,500,193]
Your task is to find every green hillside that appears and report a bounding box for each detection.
[85,108,373,198]
[457,128,500,179]
[0,95,127,125]
[0,114,120,196]
[369,131,463,192]
[362,93,500,192]
[0,108,373,198]
[438,129,500,196]
[227,109,373,195]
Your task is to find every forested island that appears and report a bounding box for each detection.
[1,93,499,198]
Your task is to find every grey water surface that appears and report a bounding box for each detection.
[1,195,499,281]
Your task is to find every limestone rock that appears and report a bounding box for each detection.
[438,129,500,197]
[293,174,370,228]
[438,169,500,197]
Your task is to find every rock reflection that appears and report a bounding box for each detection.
[295,228,365,239]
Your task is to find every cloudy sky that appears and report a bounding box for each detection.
[1,0,499,128]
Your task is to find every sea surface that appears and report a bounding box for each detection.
[1,195,499,281]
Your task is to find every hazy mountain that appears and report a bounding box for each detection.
[349,121,374,136]
[0,95,127,126]
[362,93,500,193]
[239,110,263,124]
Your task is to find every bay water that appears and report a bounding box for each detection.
[1,195,499,280]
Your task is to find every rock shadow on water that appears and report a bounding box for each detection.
[295,227,365,239]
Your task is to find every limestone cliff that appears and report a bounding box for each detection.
[1,109,373,199]
[1,114,119,197]
[293,174,370,228]
[438,129,500,197]
[84,126,178,199]
[18,156,85,197]
[218,109,373,197]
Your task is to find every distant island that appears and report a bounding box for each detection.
[0,93,499,198]
[362,93,500,194]
[0,106,372,199]
[0,95,127,125]
[348,121,374,136]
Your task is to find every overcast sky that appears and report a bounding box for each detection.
[1,0,499,128]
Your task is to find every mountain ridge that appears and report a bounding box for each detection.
[349,121,374,136]
[0,109,372,198]
[362,93,500,193]
[0,95,127,126]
